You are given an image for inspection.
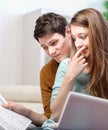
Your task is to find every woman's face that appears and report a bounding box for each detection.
[70,25,90,58]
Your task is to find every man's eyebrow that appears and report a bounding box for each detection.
[40,39,57,47]
[49,39,58,44]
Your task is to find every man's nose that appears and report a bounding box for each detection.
[48,47,55,55]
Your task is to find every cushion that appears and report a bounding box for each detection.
[0,85,42,102]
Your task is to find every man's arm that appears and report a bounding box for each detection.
[3,101,47,126]
[40,59,59,118]
[26,109,47,126]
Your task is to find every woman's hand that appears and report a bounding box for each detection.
[67,46,88,81]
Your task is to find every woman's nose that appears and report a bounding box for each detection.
[75,39,83,49]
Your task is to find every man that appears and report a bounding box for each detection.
[34,12,71,119]
[3,12,71,129]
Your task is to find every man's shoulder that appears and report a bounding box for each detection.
[43,59,59,69]
[41,59,59,72]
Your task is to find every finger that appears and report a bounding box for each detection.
[74,46,86,58]
[83,62,88,67]
[81,58,86,64]
[78,55,84,60]
[3,101,15,109]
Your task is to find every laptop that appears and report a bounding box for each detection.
[50,92,108,130]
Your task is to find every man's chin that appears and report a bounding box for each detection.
[54,58,61,63]
[55,57,66,63]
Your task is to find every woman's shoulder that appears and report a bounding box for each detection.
[59,58,70,66]
[56,58,70,73]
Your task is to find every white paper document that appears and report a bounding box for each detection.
[0,94,32,130]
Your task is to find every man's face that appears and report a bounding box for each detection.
[38,33,70,63]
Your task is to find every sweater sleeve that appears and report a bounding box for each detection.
[51,58,70,104]
[40,59,59,118]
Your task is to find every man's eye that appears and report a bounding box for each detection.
[43,46,48,50]
[51,41,57,46]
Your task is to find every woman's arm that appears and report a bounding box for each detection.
[51,47,88,122]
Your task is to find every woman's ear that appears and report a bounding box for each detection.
[65,25,71,38]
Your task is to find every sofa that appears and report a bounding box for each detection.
[0,85,44,114]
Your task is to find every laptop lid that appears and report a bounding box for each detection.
[54,92,108,130]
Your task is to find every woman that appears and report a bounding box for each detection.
[42,8,108,130]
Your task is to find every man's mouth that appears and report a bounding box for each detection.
[53,54,60,58]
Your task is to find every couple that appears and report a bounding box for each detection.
[3,8,108,130]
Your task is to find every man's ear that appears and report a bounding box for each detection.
[65,25,71,38]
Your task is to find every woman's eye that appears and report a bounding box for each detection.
[81,36,85,39]
[80,35,87,40]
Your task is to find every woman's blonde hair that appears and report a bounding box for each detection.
[70,8,108,98]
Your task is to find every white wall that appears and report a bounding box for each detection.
[0,0,104,15]
[0,9,44,85]
[0,13,23,85]
[22,9,44,85]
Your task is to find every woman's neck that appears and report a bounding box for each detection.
[83,66,90,75]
